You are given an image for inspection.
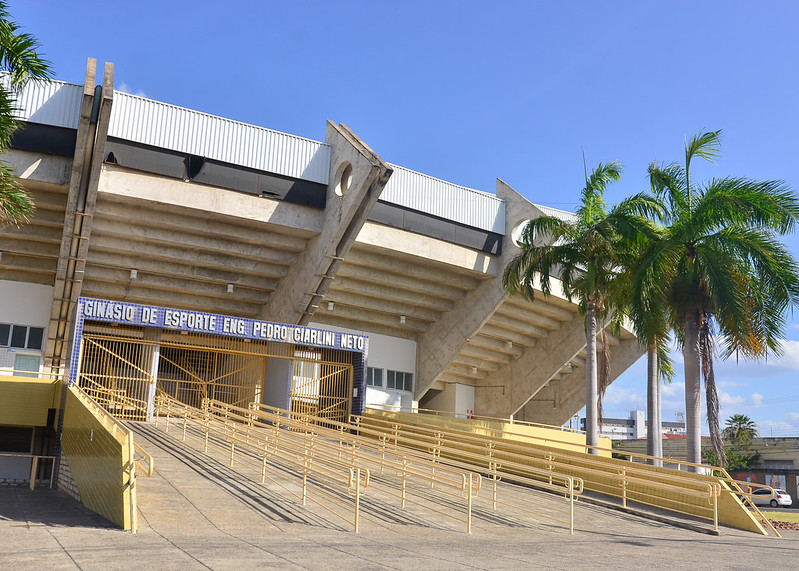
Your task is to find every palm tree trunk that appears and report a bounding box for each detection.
[646,346,663,466]
[683,311,702,469]
[585,300,599,454]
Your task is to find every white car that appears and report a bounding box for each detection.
[750,487,793,508]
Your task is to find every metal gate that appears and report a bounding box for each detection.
[77,334,154,420]
[290,349,353,423]
[77,327,354,423]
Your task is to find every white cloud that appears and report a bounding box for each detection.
[713,340,799,378]
[719,391,765,409]
[117,82,147,98]
[602,385,646,409]
[716,380,747,388]
[720,391,745,406]
[662,381,685,398]
[758,420,797,436]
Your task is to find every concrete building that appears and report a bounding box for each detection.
[0,58,642,435]
[582,410,686,441]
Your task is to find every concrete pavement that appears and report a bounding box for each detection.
[2,424,797,570]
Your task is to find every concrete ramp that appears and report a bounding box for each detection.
[0,421,793,568]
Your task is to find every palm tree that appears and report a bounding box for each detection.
[0,1,51,226]
[724,413,759,442]
[623,168,677,464]
[503,161,659,453]
[631,130,799,468]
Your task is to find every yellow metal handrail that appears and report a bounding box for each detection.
[155,394,369,532]
[0,369,67,380]
[368,403,586,434]
[356,411,724,533]
[246,401,485,534]
[77,374,150,420]
[0,452,57,490]
[251,401,580,534]
[154,395,579,535]
[610,446,780,537]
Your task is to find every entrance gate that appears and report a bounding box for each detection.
[71,299,366,424]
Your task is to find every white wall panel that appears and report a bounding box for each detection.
[0,281,53,327]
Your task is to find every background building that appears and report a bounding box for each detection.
[581,410,686,441]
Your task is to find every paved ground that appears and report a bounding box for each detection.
[2,424,798,570]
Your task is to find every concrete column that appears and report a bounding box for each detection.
[262,357,292,410]
[145,329,161,421]
[415,179,541,400]
[45,60,114,373]
[265,123,392,325]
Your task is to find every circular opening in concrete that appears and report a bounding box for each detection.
[334,162,353,197]
[511,219,534,247]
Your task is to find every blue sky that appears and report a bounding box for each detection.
[10,0,799,435]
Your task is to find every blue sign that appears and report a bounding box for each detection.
[76,297,368,352]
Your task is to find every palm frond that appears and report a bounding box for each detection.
[0,162,33,226]
[685,130,722,168]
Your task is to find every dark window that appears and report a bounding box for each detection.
[0,323,9,346]
[387,370,413,392]
[27,327,44,350]
[10,325,27,348]
[366,367,383,387]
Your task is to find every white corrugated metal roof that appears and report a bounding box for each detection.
[533,203,578,223]
[3,76,83,130]
[383,164,505,234]
[108,91,331,185]
[6,74,510,236]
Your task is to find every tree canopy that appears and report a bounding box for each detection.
[0,0,51,227]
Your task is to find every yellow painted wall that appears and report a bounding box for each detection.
[0,374,60,426]
[61,385,133,530]
[368,409,612,455]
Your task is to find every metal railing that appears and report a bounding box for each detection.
[367,404,586,434]
[77,374,149,420]
[249,401,579,534]
[606,447,780,537]
[0,453,56,489]
[155,394,369,532]
[355,411,726,533]
[247,402,485,534]
[153,395,580,535]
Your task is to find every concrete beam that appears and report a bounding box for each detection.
[94,199,311,251]
[355,222,498,275]
[335,266,467,301]
[415,179,544,400]
[514,332,643,425]
[98,165,324,234]
[265,122,392,325]
[80,280,263,317]
[475,312,587,417]
[325,289,442,322]
[84,247,287,284]
[89,217,300,266]
[5,150,72,188]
